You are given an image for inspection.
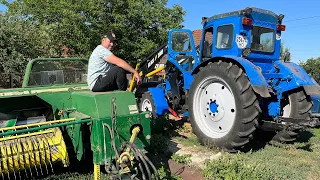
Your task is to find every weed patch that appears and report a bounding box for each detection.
[202,154,273,180]
[171,154,192,164]
[157,165,183,180]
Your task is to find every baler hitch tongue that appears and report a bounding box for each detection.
[113,126,159,180]
[118,126,141,165]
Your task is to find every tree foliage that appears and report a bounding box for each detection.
[300,57,320,83]
[280,42,291,62]
[2,0,185,67]
[0,12,56,73]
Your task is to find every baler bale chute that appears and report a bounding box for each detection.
[0,58,157,180]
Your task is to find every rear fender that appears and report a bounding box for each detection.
[274,61,320,96]
[192,56,271,97]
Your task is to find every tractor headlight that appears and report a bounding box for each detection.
[242,47,251,57]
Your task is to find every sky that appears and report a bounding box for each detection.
[1,1,320,63]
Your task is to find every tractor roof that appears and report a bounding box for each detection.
[202,7,280,24]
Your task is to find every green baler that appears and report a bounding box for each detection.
[0,58,154,179]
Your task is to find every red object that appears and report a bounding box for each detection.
[277,25,286,31]
[168,107,180,119]
[242,17,252,26]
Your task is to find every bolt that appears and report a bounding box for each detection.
[210,99,212,101]
[209,113,212,115]
[145,114,150,118]
[146,135,151,139]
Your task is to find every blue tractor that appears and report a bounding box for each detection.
[132,7,320,152]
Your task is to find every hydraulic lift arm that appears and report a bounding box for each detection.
[129,44,168,92]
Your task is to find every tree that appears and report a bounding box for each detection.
[0,12,56,73]
[280,42,291,62]
[300,57,320,83]
[2,0,185,65]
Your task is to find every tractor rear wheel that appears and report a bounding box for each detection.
[273,89,312,142]
[188,61,261,152]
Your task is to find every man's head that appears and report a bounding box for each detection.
[101,31,117,50]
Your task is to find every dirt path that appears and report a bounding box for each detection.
[167,159,204,180]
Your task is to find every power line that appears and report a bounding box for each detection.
[287,23,320,29]
[284,15,320,22]
[291,49,320,52]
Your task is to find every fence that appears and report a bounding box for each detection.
[0,73,24,89]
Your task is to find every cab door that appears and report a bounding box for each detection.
[168,29,199,90]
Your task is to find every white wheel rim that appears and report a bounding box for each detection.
[141,99,152,112]
[192,76,236,138]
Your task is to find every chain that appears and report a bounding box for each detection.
[111,97,121,142]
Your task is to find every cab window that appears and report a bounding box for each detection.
[216,25,234,49]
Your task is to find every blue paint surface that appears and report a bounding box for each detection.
[210,102,218,113]
[148,88,169,116]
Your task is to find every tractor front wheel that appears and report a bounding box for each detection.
[189,61,261,152]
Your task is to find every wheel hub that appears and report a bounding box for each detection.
[209,100,218,114]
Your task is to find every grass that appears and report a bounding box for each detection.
[201,128,320,180]
[42,172,110,180]
[243,129,320,180]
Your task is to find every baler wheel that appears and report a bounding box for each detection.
[138,92,157,119]
[188,61,260,152]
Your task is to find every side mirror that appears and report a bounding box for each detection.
[283,52,290,62]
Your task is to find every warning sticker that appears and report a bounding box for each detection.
[236,35,248,49]
[276,33,281,40]
[128,105,138,111]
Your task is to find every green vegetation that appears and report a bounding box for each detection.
[300,57,320,83]
[171,154,192,164]
[157,165,183,180]
[202,154,273,180]
[0,0,185,73]
[201,128,320,180]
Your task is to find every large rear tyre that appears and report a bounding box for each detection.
[273,89,312,142]
[189,61,261,152]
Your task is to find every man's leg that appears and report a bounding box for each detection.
[92,66,128,92]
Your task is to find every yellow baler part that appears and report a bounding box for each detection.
[94,164,101,180]
[129,126,141,143]
[0,127,69,174]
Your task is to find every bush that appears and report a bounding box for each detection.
[202,154,273,180]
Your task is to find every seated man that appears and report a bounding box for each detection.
[87,32,142,92]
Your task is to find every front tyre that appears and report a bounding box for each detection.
[273,89,313,142]
[188,61,261,152]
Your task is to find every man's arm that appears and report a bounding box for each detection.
[106,54,136,73]
[105,54,142,84]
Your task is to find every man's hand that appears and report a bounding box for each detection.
[134,72,142,85]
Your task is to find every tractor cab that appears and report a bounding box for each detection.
[199,7,284,63]
[168,7,285,72]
